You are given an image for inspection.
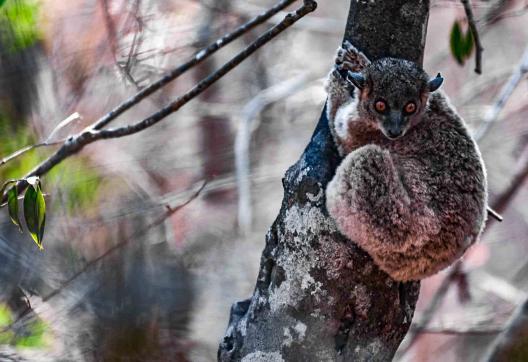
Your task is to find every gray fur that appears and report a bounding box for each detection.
[325,42,488,281]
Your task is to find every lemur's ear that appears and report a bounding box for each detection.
[347,71,366,90]
[428,73,444,92]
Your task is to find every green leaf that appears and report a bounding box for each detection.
[450,21,465,65]
[23,180,45,249]
[462,27,475,59]
[7,186,22,232]
[0,0,6,8]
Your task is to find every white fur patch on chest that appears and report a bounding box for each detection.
[334,97,359,142]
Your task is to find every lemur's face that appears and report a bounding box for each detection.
[367,81,423,140]
[347,58,443,140]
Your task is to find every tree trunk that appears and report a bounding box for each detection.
[218,1,430,361]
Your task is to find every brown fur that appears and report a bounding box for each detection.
[325,42,488,281]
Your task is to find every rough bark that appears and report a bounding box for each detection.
[218,1,430,361]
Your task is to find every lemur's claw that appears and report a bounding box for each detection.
[335,47,347,65]
[331,66,346,80]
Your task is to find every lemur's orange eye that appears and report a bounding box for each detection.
[404,102,417,114]
[375,100,387,113]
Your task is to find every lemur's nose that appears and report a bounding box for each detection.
[387,129,402,139]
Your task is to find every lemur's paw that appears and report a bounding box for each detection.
[334,41,370,72]
[326,66,353,93]
[330,66,347,81]
[335,41,358,64]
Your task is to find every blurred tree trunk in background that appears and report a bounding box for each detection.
[218,1,430,360]
[197,0,235,203]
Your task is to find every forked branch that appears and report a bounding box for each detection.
[0,0,317,204]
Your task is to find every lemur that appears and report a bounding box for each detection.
[325,42,488,281]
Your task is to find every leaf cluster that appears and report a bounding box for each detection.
[4,176,46,249]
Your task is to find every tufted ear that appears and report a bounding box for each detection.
[428,73,444,92]
[347,71,366,90]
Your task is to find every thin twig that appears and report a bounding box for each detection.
[96,1,316,139]
[488,144,528,226]
[0,180,207,335]
[100,0,141,88]
[0,140,65,168]
[461,0,484,74]
[474,45,528,141]
[99,0,119,64]
[0,112,81,169]
[2,0,317,205]
[487,207,503,222]
[92,0,297,131]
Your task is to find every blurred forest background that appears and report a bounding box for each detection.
[0,0,527,361]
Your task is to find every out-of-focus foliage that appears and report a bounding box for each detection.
[0,0,40,52]
[15,319,49,348]
[47,160,103,214]
[0,304,15,344]
[0,304,50,348]
[0,114,38,180]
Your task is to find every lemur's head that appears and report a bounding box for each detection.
[347,58,443,140]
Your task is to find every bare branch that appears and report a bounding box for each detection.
[487,207,503,222]
[471,45,528,222]
[99,0,119,64]
[488,144,528,225]
[2,0,317,204]
[474,46,528,141]
[472,271,527,305]
[95,1,316,139]
[100,0,143,88]
[0,140,64,168]
[0,113,81,168]
[45,112,83,142]
[461,0,484,74]
[92,0,297,131]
